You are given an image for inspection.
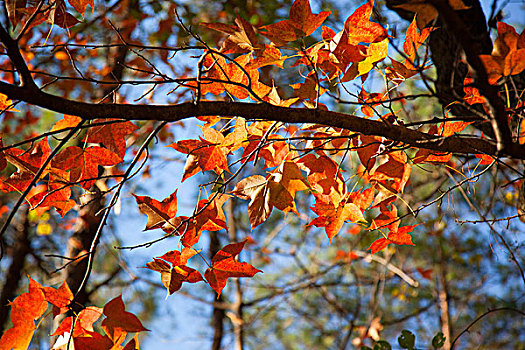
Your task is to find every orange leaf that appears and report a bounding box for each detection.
[2,138,51,193]
[51,306,103,337]
[0,277,47,350]
[204,240,262,296]
[342,37,388,82]
[344,0,387,45]
[368,224,417,254]
[101,295,149,341]
[260,0,331,45]
[52,146,122,189]
[403,17,433,62]
[41,281,74,316]
[479,22,525,84]
[68,0,94,18]
[133,189,178,231]
[309,192,366,241]
[169,126,230,178]
[145,247,204,295]
[51,114,82,132]
[202,15,262,53]
[83,119,138,160]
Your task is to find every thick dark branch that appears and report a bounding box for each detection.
[2,82,523,158]
[428,0,512,153]
[0,23,37,90]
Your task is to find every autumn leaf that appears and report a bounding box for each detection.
[335,250,360,262]
[417,267,433,280]
[1,138,51,193]
[202,14,262,53]
[264,85,300,107]
[52,145,122,189]
[169,126,231,179]
[68,0,94,18]
[385,58,420,84]
[463,77,486,105]
[0,277,47,350]
[309,191,367,241]
[370,151,412,194]
[403,17,433,63]
[41,281,74,316]
[145,247,204,295]
[51,114,82,132]
[194,193,230,232]
[246,45,288,70]
[51,306,103,338]
[204,240,262,296]
[260,0,331,45]
[232,169,302,228]
[344,0,387,45]
[413,148,452,163]
[24,171,76,217]
[101,295,149,341]
[197,54,271,100]
[479,22,525,84]
[395,0,469,30]
[342,37,388,82]
[367,224,417,254]
[298,154,346,201]
[83,119,138,160]
[133,189,178,231]
[0,93,19,112]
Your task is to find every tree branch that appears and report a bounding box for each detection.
[1,82,524,159]
[428,0,512,153]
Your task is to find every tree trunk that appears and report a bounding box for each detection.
[0,207,30,332]
[210,231,225,350]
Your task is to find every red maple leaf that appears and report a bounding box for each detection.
[260,0,331,45]
[51,306,103,338]
[101,295,149,342]
[479,22,525,84]
[368,224,417,254]
[344,0,387,46]
[204,240,262,296]
[83,119,138,160]
[1,138,51,193]
[169,126,230,179]
[145,247,204,295]
[51,114,82,132]
[0,277,47,350]
[52,145,122,189]
[133,189,178,231]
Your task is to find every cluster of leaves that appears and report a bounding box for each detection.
[1,117,136,216]
[0,277,147,350]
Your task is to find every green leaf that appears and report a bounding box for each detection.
[398,329,416,349]
[432,332,446,348]
[374,340,392,350]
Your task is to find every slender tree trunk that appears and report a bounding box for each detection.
[437,239,452,350]
[227,198,244,350]
[210,231,225,350]
[51,4,140,344]
[0,207,30,332]
[60,0,139,311]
